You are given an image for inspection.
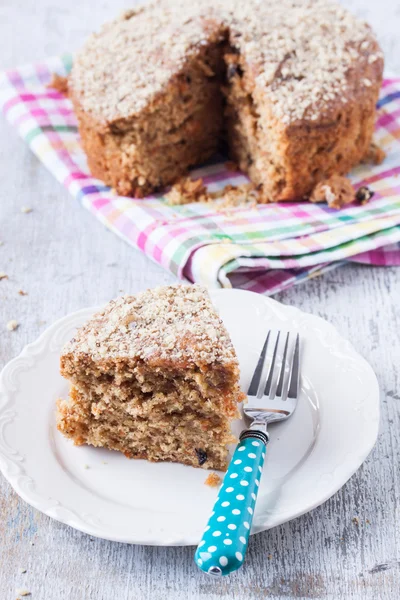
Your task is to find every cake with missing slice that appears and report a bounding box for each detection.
[56,285,244,470]
[69,0,383,202]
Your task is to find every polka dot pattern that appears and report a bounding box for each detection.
[194,436,266,576]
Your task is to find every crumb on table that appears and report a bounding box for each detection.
[21,206,32,214]
[165,176,261,208]
[15,589,30,597]
[6,320,19,331]
[0,272,8,281]
[47,73,69,95]
[310,175,355,209]
[204,472,222,487]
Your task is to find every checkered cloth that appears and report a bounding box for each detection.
[1,53,400,294]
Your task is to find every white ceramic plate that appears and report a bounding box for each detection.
[0,289,379,546]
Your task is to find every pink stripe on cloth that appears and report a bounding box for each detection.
[1,54,400,295]
[351,243,400,265]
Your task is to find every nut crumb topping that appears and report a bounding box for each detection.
[70,0,382,125]
[63,285,238,366]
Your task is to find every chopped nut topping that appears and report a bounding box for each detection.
[62,284,238,366]
[70,0,382,126]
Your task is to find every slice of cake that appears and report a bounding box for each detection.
[56,285,244,470]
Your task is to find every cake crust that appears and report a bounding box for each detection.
[69,0,384,201]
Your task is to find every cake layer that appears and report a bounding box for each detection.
[57,386,234,470]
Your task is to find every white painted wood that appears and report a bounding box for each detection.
[0,1,399,598]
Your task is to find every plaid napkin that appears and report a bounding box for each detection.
[1,53,400,295]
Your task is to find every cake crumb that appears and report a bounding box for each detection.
[362,141,386,165]
[204,472,222,487]
[310,175,354,209]
[15,589,30,597]
[83,464,90,469]
[19,568,27,574]
[7,320,19,331]
[21,206,32,214]
[355,186,375,204]
[165,177,208,205]
[166,177,261,208]
[18,290,28,296]
[47,73,69,95]
[352,516,359,526]
[0,272,8,281]
[268,553,273,559]
[366,519,371,525]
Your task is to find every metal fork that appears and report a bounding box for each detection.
[195,331,300,576]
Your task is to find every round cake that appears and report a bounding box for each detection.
[69,0,384,201]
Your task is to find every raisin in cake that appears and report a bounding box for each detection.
[57,285,244,470]
[69,0,383,202]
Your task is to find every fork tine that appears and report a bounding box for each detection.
[247,330,270,396]
[275,332,290,398]
[287,333,300,398]
[264,331,280,396]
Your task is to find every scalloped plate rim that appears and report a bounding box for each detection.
[0,289,380,545]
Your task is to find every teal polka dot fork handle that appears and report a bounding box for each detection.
[195,430,268,576]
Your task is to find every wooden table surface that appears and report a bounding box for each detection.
[1,1,400,598]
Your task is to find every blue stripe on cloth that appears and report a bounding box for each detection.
[377,91,400,109]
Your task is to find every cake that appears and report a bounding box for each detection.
[56,285,244,470]
[68,0,383,202]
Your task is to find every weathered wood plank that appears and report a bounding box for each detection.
[1,1,400,598]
